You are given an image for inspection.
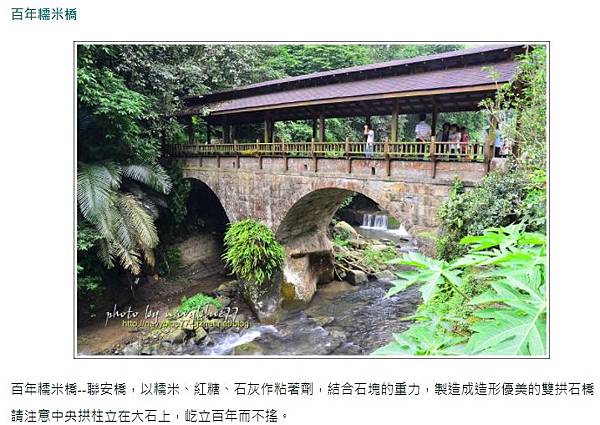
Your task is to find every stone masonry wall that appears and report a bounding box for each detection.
[179,156,486,311]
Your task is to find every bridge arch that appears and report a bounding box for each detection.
[184,177,230,230]
[275,184,408,308]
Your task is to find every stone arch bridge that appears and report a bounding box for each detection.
[175,153,490,315]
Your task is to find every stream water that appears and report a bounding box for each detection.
[159,280,421,356]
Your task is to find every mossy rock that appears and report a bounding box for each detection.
[280,281,307,311]
[232,341,264,356]
[280,281,297,301]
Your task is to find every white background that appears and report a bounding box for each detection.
[1,0,599,423]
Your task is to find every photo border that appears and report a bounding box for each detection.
[73,40,550,360]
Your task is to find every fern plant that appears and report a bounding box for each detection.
[77,162,172,275]
[222,219,284,285]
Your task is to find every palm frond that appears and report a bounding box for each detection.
[103,162,123,189]
[112,241,142,275]
[97,239,115,269]
[117,193,159,249]
[77,163,112,221]
[121,164,172,194]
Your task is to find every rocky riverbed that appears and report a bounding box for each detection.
[79,221,423,356]
[117,279,421,356]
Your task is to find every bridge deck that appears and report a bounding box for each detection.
[167,140,487,163]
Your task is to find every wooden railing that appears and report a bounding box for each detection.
[167,138,487,163]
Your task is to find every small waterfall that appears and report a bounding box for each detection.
[361,214,388,230]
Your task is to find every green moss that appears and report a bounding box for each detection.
[280,281,297,301]
[387,216,400,229]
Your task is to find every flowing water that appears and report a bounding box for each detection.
[361,214,388,230]
[143,279,421,356]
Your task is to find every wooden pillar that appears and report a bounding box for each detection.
[234,139,240,168]
[232,125,239,142]
[256,138,263,170]
[391,103,399,144]
[384,137,391,177]
[345,137,351,174]
[186,116,194,144]
[431,100,438,138]
[311,137,317,172]
[263,119,270,144]
[312,118,318,140]
[430,135,437,178]
[223,123,230,144]
[206,122,211,144]
[270,120,275,143]
[282,139,288,171]
[319,115,325,143]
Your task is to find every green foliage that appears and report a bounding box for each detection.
[374,225,546,356]
[387,252,466,303]
[338,193,356,209]
[368,44,464,62]
[222,219,284,285]
[481,46,547,173]
[77,221,105,320]
[178,293,222,315]
[460,226,546,355]
[158,247,182,277]
[519,169,547,231]
[437,168,539,260]
[164,163,192,226]
[274,121,314,143]
[271,45,370,77]
[362,246,397,272]
[77,162,172,275]
[332,234,351,248]
[373,321,466,356]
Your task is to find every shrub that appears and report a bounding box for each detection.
[437,167,536,260]
[179,293,222,315]
[77,221,105,321]
[222,219,284,285]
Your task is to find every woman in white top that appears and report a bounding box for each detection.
[448,124,461,159]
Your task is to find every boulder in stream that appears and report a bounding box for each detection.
[122,341,141,356]
[374,270,396,282]
[232,341,264,356]
[333,221,359,239]
[347,270,368,285]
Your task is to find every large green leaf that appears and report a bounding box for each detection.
[373,323,466,356]
[387,252,464,303]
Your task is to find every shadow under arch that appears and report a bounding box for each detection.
[184,177,230,235]
[170,177,230,278]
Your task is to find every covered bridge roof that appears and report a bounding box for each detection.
[181,44,528,124]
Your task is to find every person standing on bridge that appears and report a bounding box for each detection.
[364,124,375,159]
[415,113,432,155]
